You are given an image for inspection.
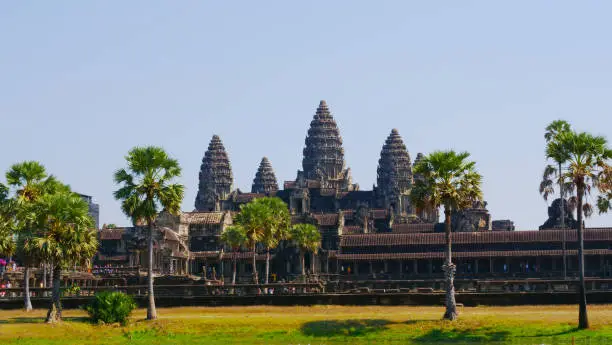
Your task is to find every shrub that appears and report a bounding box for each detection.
[85,291,137,325]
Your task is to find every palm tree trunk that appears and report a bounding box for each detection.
[311,252,315,275]
[232,257,237,285]
[560,162,567,279]
[576,185,589,329]
[23,266,32,311]
[45,265,61,323]
[442,208,458,321]
[252,244,258,284]
[300,251,305,277]
[146,221,157,320]
[265,249,270,284]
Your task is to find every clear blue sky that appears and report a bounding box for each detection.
[1,1,611,229]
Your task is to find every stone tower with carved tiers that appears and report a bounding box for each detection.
[251,157,279,194]
[376,129,414,215]
[300,100,355,191]
[195,135,233,212]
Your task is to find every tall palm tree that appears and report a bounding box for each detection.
[0,183,15,257]
[220,225,247,285]
[258,197,291,284]
[541,120,573,223]
[5,161,65,311]
[411,151,482,321]
[289,224,321,277]
[26,192,98,323]
[548,131,612,329]
[114,146,185,320]
[234,201,269,284]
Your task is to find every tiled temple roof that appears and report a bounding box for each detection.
[337,249,612,261]
[391,223,436,233]
[191,251,221,258]
[343,226,363,234]
[341,229,612,247]
[370,209,388,219]
[182,212,224,225]
[221,252,268,261]
[313,213,339,226]
[235,193,264,203]
[99,228,125,240]
[284,181,297,189]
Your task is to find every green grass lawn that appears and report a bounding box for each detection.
[0,305,611,344]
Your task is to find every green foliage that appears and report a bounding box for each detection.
[548,130,612,216]
[289,224,321,254]
[85,291,137,325]
[411,150,483,214]
[113,146,185,225]
[220,225,247,251]
[24,192,98,268]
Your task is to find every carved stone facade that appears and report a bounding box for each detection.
[251,157,278,194]
[195,135,234,212]
[451,200,492,232]
[375,129,414,216]
[539,198,578,230]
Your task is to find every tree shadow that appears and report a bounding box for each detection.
[1,316,91,324]
[414,328,512,343]
[301,319,393,337]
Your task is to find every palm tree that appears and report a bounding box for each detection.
[0,183,15,257]
[220,225,247,285]
[258,197,291,284]
[26,192,98,323]
[541,120,573,221]
[548,130,612,329]
[233,201,269,284]
[5,161,66,311]
[411,151,482,321]
[289,224,321,277]
[114,146,185,320]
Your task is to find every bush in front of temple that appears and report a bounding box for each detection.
[86,291,137,325]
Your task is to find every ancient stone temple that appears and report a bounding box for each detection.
[195,135,234,212]
[375,129,414,216]
[251,157,278,194]
[539,198,578,230]
[301,100,355,191]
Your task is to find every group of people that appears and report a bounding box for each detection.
[0,280,13,298]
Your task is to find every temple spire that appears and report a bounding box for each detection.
[251,157,279,194]
[302,100,346,181]
[195,135,233,211]
[377,129,413,213]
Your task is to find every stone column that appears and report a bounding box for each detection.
[428,259,433,275]
[369,261,373,275]
[474,260,479,274]
[384,260,389,273]
[413,260,418,275]
[490,258,494,273]
[354,261,359,276]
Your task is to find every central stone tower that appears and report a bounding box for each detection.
[376,129,414,215]
[300,100,354,190]
[195,135,233,211]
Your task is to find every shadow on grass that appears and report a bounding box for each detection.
[0,316,91,324]
[301,319,393,337]
[414,328,512,343]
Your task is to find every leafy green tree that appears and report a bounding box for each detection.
[258,197,290,284]
[26,192,98,323]
[114,146,185,320]
[5,161,66,311]
[540,120,573,218]
[220,225,247,285]
[0,183,15,257]
[411,151,482,321]
[289,224,321,276]
[548,130,612,329]
[233,200,269,284]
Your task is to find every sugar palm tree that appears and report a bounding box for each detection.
[411,151,482,321]
[114,146,185,320]
[26,192,98,323]
[540,120,573,220]
[548,130,612,329]
[5,161,66,311]
[220,225,247,285]
[234,201,269,284]
[289,224,321,277]
[0,183,15,257]
[258,197,291,284]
